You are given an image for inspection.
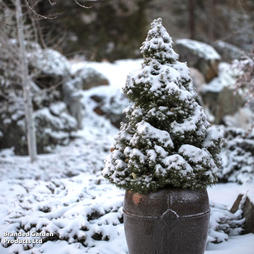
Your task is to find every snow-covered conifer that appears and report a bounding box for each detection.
[102,18,222,194]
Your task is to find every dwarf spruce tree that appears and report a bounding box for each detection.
[102,18,222,194]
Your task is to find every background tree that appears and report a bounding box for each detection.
[16,0,37,162]
[188,0,195,39]
[33,0,153,61]
[0,0,92,161]
[148,0,254,52]
[0,0,39,162]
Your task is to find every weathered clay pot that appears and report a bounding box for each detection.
[123,188,210,254]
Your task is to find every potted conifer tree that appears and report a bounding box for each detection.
[102,18,222,254]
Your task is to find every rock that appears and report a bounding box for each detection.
[49,102,67,116]
[62,79,84,129]
[74,67,109,90]
[231,194,254,234]
[215,86,244,125]
[200,63,245,124]
[28,44,71,77]
[90,90,129,128]
[175,39,221,82]
[61,67,109,128]
[213,40,246,63]
[28,43,71,104]
[224,107,254,130]
[190,68,205,94]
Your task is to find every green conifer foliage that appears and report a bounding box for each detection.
[102,18,222,194]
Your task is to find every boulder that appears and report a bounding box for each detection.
[61,67,109,128]
[90,90,129,129]
[224,107,254,130]
[213,40,246,63]
[200,63,245,125]
[215,86,244,125]
[27,43,71,78]
[62,79,84,129]
[175,39,221,82]
[231,194,254,234]
[190,67,205,94]
[74,67,109,90]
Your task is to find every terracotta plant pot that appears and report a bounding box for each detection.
[123,188,210,254]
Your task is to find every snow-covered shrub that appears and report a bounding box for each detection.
[219,127,254,184]
[0,175,125,252]
[0,39,85,154]
[208,200,245,244]
[102,18,223,194]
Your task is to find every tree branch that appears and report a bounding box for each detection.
[33,77,68,96]
[74,0,92,9]
[48,0,56,5]
[25,0,57,19]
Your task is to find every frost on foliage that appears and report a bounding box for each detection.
[103,18,223,194]
[0,176,124,252]
[27,43,71,77]
[0,177,244,253]
[208,199,245,244]
[219,127,254,184]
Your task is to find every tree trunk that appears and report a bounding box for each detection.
[15,0,37,162]
[208,0,215,42]
[189,0,195,39]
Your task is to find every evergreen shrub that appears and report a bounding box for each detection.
[102,18,223,194]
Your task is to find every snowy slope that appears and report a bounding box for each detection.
[0,59,253,254]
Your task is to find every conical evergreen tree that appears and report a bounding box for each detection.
[102,18,222,194]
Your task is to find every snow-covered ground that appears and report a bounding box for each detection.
[0,59,253,253]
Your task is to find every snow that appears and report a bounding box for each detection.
[49,102,67,116]
[0,59,253,253]
[203,62,237,93]
[71,59,143,89]
[206,234,254,254]
[208,183,254,208]
[135,121,173,149]
[28,45,71,76]
[176,38,221,60]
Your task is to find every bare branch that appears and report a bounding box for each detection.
[33,77,68,96]
[74,0,92,9]
[25,0,57,20]
[48,0,57,5]
[0,19,18,27]
[36,18,48,48]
